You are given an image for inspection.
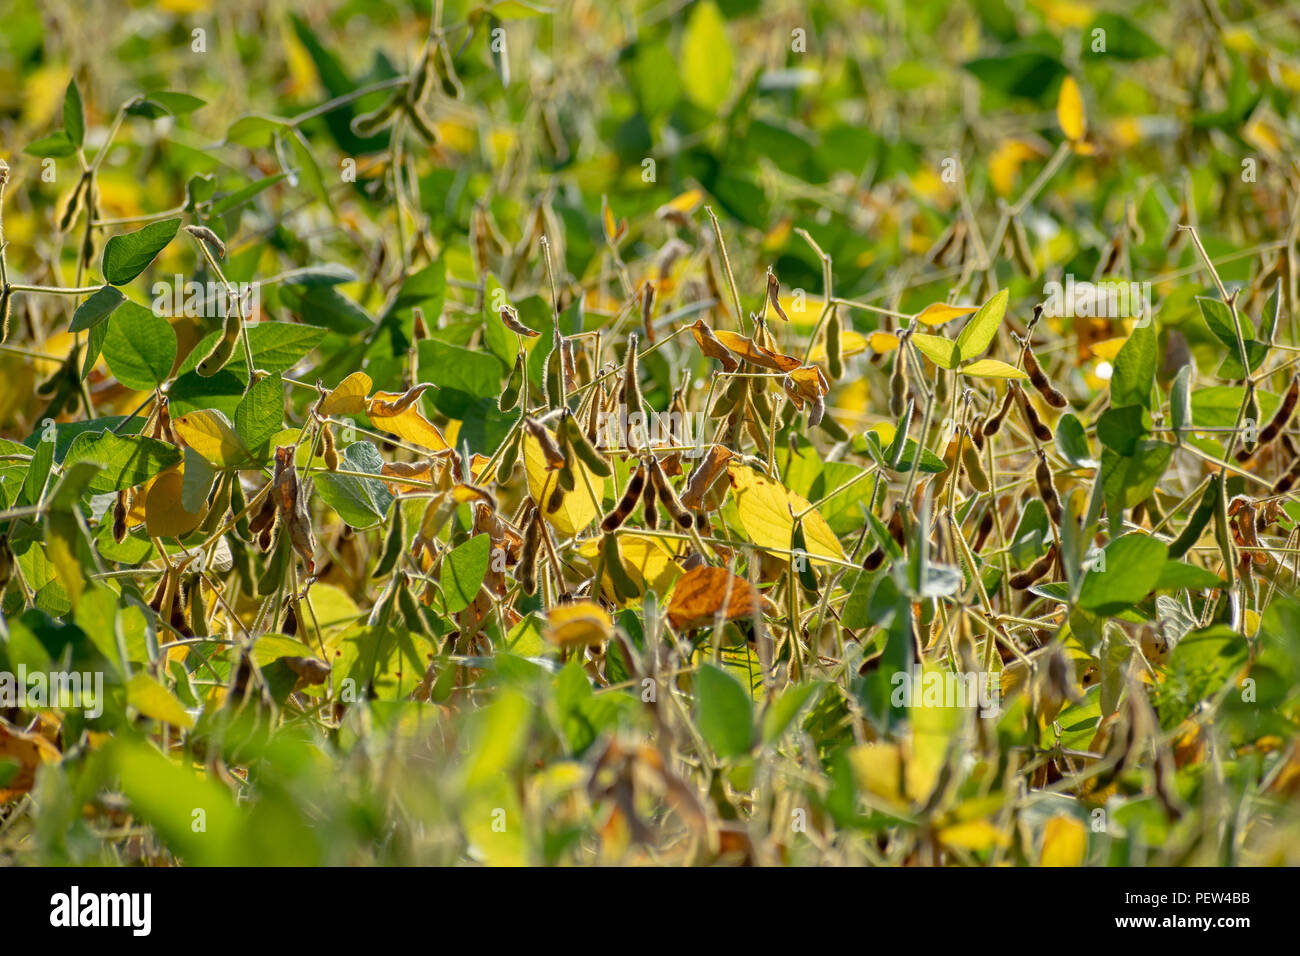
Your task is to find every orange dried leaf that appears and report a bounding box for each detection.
[667,565,770,631]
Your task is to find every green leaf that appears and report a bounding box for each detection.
[284,127,334,215]
[126,91,206,117]
[69,285,126,333]
[23,131,75,157]
[959,357,1027,379]
[62,430,181,495]
[63,79,85,150]
[1056,412,1097,468]
[681,0,734,112]
[1078,532,1168,614]
[102,301,177,390]
[1100,442,1172,532]
[1109,320,1155,409]
[234,372,284,454]
[315,441,393,529]
[762,681,825,744]
[694,663,753,759]
[102,218,182,285]
[126,672,194,728]
[1197,296,1253,350]
[1155,560,1225,592]
[441,533,492,614]
[910,332,959,370]
[954,289,1008,362]
[1086,13,1163,59]
[1097,404,1151,456]
[178,322,327,377]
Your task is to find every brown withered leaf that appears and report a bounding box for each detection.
[681,444,734,511]
[689,319,739,373]
[713,329,801,373]
[368,388,448,451]
[667,565,770,631]
[0,718,61,800]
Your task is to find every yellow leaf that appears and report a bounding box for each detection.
[1057,76,1086,142]
[126,673,195,729]
[960,358,1030,380]
[868,331,900,353]
[523,427,603,536]
[726,465,843,565]
[939,819,1008,851]
[320,371,372,415]
[173,409,248,468]
[1040,814,1087,866]
[145,469,204,539]
[658,188,704,217]
[544,600,612,647]
[1090,336,1128,361]
[915,302,978,327]
[579,531,683,598]
[809,328,868,363]
[367,392,448,451]
[989,138,1046,195]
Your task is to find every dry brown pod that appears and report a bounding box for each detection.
[601,464,646,532]
[1010,544,1058,589]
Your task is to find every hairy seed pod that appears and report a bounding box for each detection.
[321,422,339,471]
[546,479,567,515]
[766,269,789,321]
[984,387,1015,437]
[197,311,242,377]
[59,174,86,232]
[1274,457,1300,495]
[372,504,405,579]
[622,333,644,435]
[544,336,564,408]
[0,284,11,343]
[1240,373,1299,461]
[972,508,995,552]
[396,576,424,632]
[112,490,128,543]
[523,417,565,470]
[970,417,986,451]
[561,411,611,477]
[862,544,885,571]
[889,350,909,417]
[601,464,646,532]
[1009,214,1037,279]
[370,383,430,416]
[1035,449,1062,524]
[497,429,521,480]
[808,394,826,428]
[642,469,659,529]
[601,532,640,601]
[499,304,537,337]
[641,281,656,343]
[351,94,401,136]
[1015,384,1053,442]
[402,101,439,143]
[825,306,844,380]
[517,503,541,595]
[184,224,226,259]
[1023,347,1067,408]
[499,350,525,412]
[1010,544,1057,589]
[961,429,989,492]
[408,45,434,105]
[648,456,692,528]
